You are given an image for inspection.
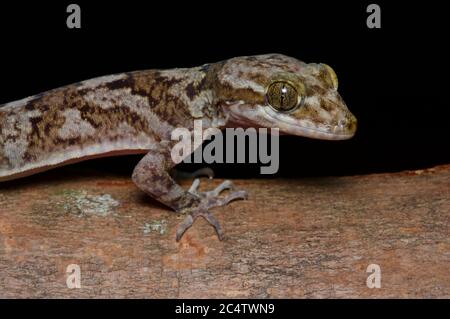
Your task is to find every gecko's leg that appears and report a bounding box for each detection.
[132,150,247,241]
[132,150,200,211]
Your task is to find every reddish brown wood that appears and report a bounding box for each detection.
[0,165,449,298]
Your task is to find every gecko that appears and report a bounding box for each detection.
[0,54,357,241]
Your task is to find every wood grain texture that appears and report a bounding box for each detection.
[0,164,449,298]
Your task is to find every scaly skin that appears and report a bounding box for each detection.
[0,54,357,240]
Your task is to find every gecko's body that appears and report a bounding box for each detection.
[0,67,216,181]
[0,54,356,240]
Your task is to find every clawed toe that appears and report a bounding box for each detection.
[188,178,201,193]
[207,189,248,208]
[207,180,235,197]
[178,179,247,241]
[176,214,195,241]
[200,212,224,240]
[176,209,224,241]
[189,179,246,199]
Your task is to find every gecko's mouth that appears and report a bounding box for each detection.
[276,121,355,140]
[262,107,357,140]
[226,102,357,140]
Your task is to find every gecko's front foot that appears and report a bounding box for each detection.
[176,179,248,241]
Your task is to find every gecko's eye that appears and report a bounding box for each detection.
[266,81,299,112]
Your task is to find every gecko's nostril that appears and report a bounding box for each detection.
[338,119,347,128]
[336,113,357,135]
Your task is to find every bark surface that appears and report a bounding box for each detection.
[0,165,449,298]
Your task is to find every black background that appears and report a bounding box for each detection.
[0,1,448,178]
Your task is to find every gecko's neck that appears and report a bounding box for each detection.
[116,66,230,133]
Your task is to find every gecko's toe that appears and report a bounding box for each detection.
[207,180,235,196]
[175,209,224,241]
[206,189,248,208]
[190,179,248,204]
[178,179,247,241]
[188,178,201,193]
[200,212,224,240]
[176,214,194,241]
[205,180,248,208]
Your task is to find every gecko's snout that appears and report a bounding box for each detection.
[336,112,357,139]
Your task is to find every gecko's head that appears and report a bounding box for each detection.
[216,54,357,140]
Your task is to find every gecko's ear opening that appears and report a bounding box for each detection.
[320,63,339,90]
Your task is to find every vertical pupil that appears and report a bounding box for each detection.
[267,81,298,111]
[281,85,287,106]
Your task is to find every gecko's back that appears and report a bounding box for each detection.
[0,67,213,181]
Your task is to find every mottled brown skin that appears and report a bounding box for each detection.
[0,54,357,240]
